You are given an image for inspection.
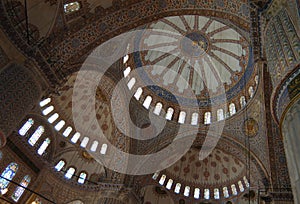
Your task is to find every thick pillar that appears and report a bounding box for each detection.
[0,63,41,144]
[281,98,300,203]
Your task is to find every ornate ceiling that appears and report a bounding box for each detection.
[133,15,249,99]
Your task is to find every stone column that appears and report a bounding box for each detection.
[0,63,41,146]
[281,98,300,203]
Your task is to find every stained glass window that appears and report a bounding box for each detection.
[255,75,259,84]
[80,137,89,148]
[100,144,107,154]
[231,184,238,195]
[238,180,244,192]
[174,183,181,193]
[178,111,186,124]
[240,96,246,108]
[194,188,200,199]
[217,109,224,121]
[165,107,174,120]
[28,126,44,146]
[0,162,18,190]
[123,55,129,64]
[39,98,51,107]
[127,78,136,90]
[166,179,173,189]
[90,141,98,152]
[184,186,190,197]
[123,67,131,78]
[65,167,75,179]
[63,126,73,137]
[55,160,65,171]
[42,106,54,116]
[19,118,34,136]
[64,2,80,13]
[37,138,51,155]
[11,175,31,202]
[204,112,211,124]
[153,103,163,115]
[152,172,159,180]
[48,113,59,124]
[54,120,65,131]
[214,188,220,199]
[223,187,229,198]
[71,132,81,143]
[191,113,198,125]
[158,175,166,185]
[143,96,152,109]
[229,103,236,116]
[249,86,254,98]
[78,172,87,184]
[243,176,250,187]
[204,188,210,199]
[134,87,143,100]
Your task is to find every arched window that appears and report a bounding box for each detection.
[214,188,220,199]
[243,176,250,187]
[65,167,75,179]
[63,126,73,137]
[134,87,143,100]
[174,183,181,193]
[240,96,246,108]
[191,113,198,125]
[48,113,59,124]
[158,175,166,185]
[194,188,200,199]
[143,96,152,109]
[223,187,229,198]
[80,137,89,148]
[78,172,87,184]
[152,172,159,180]
[100,144,107,154]
[229,103,236,116]
[238,181,244,192]
[40,98,51,107]
[153,103,163,115]
[123,55,129,64]
[54,120,65,131]
[165,107,174,120]
[217,109,224,121]
[231,184,238,195]
[249,86,254,98]
[71,132,81,143]
[0,162,18,190]
[55,160,65,171]
[184,186,190,197]
[178,111,186,124]
[42,106,54,116]
[90,141,98,152]
[204,188,210,199]
[204,112,211,124]
[166,179,173,189]
[37,138,51,155]
[123,66,131,77]
[255,75,259,84]
[28,126,44,146]
[19,118,34,136]
[127,78,136,90]
[64,2,80,13]
[11,175,31,202]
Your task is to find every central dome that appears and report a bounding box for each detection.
[131,15,252,104]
